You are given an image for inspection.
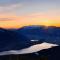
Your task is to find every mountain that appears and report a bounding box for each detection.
[0,25,60,55]
[0,25,60,60]
[0,26,45,52]
[17,25,60,44]
[0,28,30,52]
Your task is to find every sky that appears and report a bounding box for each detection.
[0,0,60,28]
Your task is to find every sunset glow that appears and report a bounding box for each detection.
[0,0,60,29]
[0,14,60,29]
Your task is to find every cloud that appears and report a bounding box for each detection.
[0,3,23,13]
[0,42,58,55]
[0,0,60,15]
[17,42,58,54]
[0,18,15,21]
[0,0,20,6]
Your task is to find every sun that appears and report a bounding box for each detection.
[43,20,53,26]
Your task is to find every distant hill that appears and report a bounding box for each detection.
[0,28,30,52]
[17,25,60,44]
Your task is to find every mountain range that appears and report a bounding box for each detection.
[17,25,60,44]
[0,25,60,60]
[0,25,60,55]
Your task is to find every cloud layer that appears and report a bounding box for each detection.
[0,42,58,55]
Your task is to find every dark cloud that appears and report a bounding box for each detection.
[0,0,21,6]
[0,18,15,21]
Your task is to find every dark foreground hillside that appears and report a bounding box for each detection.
[0,46,60,60]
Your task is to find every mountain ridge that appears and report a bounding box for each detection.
[0,25,60,52]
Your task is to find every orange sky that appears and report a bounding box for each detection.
[0,13,60,29]
[0,0,60,29]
